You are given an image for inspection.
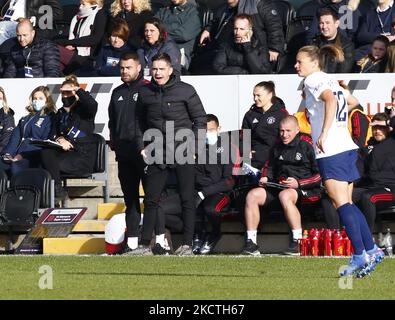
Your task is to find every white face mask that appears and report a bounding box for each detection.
[79,5,93,16]
[206,131,218,145]
[0,100,4,109]
[32,99,46,112]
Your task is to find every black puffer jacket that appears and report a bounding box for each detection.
[0,107,15,153]
[136,75,207,163]
[266,134,321,190]
[213,37,271,74]
[361,136,395,189]
[3,37,61,78]
[242,97,288,169]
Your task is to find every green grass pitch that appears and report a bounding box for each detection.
[0,255,394,299]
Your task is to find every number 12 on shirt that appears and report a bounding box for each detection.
[333,91,347,122]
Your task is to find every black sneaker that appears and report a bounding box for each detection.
[192,236,203,255]
[283,240,300,256]
[242,239,260,256]
[199,233,222,255]
[152,243,170,256]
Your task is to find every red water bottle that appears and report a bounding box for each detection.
[324,229,332,256]
[341,230,351,256]
[299,229,309,256]
[332,230,344,256]
[310,229,319,256]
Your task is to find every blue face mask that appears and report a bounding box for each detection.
[32,99,46,112]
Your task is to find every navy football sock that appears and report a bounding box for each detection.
[351,204,375,252]
[337,203,365,255]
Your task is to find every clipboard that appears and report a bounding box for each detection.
[29,138,63,149]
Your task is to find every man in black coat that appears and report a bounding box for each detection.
[199,0,284,61]
[108,52,148,254]
[3,19,61,78]
[213,13,271,74]
[309,7,354,73]
[134,52,206,256]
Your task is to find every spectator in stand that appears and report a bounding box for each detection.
[355,0,395,61]
[0,87,15,153]
[353,113,395,231]
[242,116,321,256]
[309,8,354,73]
[242,81,288,171]
[95,18,133,76]
[56,0,107,75]
[0,0,63,45]
[155,0,201,71]
[137,17,181,75]
[306,0,361,44]
[40,75,98,200]
[0,86,55,177]
[212,13,271,74]
[109,0,153,50]
[3,19,61,78]
[354,35,389,73]
[198,0,284,62]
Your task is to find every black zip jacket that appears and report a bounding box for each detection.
[0,107,15,153]
[242,97,288,167]
[108,77,148,160]
[136,75,206,163]
[361,136,395,189]
[195,135,239,197]
[51,89,98,145]
[265,134,321,190]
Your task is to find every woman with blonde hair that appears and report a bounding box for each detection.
[57,0,108,75]
[0,87,15,153]
[40,75,98,199]
[0,86,56,176]
[109,0,153,49]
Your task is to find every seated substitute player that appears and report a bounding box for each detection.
[353,113,395,232]
[242,115,321,256]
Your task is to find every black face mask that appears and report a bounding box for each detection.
[62,96,76,108]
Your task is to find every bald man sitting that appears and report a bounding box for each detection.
[3,18,61,78]
[242,115,322,255]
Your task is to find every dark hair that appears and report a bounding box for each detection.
[373,35,390,48]
[120,52,140,62]
[144,17,167,44]
[110,18,130,42]
[318,7,339,21]
[206,114,219,126]
[372,112,390,124]
[234,13,253,27]
[254,81,276,104]
[152,52,172,66]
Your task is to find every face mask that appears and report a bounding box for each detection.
[0,100,4,109]
[206,131,218,145]
[62,96,76,108]
[32,99,46,112]
[79,6,92,16]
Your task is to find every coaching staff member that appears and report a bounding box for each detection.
[135,53,207,256]
[108,52,147,253]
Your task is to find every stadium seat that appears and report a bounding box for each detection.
[54,4,80,40]
[277,16,313,73]
[10,168,55,208]
[0,170,8,196]
[296,0,320,18]
[272,0,296,41]
[61,133,109,203]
